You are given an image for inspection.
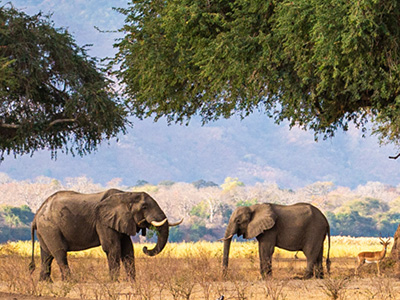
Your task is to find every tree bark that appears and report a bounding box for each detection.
[391,223,400,277]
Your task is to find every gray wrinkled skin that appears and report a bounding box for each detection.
[29,189,169,282]
[222,203,331,279]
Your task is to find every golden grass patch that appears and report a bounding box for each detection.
[0,236,393,259]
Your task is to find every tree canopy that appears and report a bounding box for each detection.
[114,0,400,146]
[1,174,400,241]
[0,5,127,159]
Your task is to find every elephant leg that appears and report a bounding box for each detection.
[106,251,121,281]
[38,230,71,281]
[53,248,71,281]
[103,242,121,281]
[304,260,315,279]
[39,246,54,282]
[303,244,320,279]
[314,246,324,279]
[99,230,123,281]
[121,235,135,281]
[257,236,274,279]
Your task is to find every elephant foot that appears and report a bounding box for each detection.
[303,271,313,279]
[61,269,72,281]
[39,273,53,283]
[108,268,121,282]
[126,273,135,282]
[261,270,272,280]
[109,274,120,282]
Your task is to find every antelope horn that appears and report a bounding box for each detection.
[151,218,168,227]
[218,234,233,242]
[168,218,184,227]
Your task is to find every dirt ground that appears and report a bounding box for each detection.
[0,291,75,300]
[1,256,400,299]
[2,278,400,300]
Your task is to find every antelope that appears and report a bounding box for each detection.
[355,237,391,276]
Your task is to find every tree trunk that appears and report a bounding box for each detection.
[391,223,400,278]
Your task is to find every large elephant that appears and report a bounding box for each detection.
[221,203,330,279]
[29,189,182,281]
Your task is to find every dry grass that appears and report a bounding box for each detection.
[0,237,399,300]
[2,236,393,259]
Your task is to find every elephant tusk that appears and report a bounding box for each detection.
[168,218,184,227]
[151,218,168,227]
[218,234,233,242]
[137,219,146,225]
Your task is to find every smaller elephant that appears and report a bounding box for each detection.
[29,189,182,281]
[221,203,331,279]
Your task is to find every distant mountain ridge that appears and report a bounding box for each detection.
[1,114,399,189]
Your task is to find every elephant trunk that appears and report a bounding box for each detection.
[222,222,236,277]
[222,237,232,277]
[143,221,169,256]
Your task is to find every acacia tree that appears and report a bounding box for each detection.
[114,0,400,147]
[0,5,128,159]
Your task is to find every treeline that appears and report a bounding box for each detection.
[1,172,400,243]
[327,198,400,236]
[0,205,34,243]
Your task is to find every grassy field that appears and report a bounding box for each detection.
[0,237,399,300]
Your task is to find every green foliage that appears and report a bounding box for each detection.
[0,205,34,227]
[145,225,162,241]
[158,180,176,187]
[192,179,219,189]
[190,201,210,219]
[135,180,149,187]
[221,177,245,191]
[0,227,31,243]
[0,205,34,243]
[377,212,400,234]
[328,211,377,237]
[114,0,400,145]
[236,198,258,207]
[169,227,185,242]
[327,197,400,237]
[187,222,211,242]
[343,198,389,216]
[0,5,127,159]
[220,203,234,223]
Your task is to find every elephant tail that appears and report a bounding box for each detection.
[28,219,36,274]
[326,227,331,275]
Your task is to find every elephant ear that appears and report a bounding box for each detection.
[96,194,137,236]
[246,204,277,239]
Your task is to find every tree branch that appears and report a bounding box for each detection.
[0,123,20,129]
[48,118,77,127]
[0,118,76,131]
[389,153,400,160]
